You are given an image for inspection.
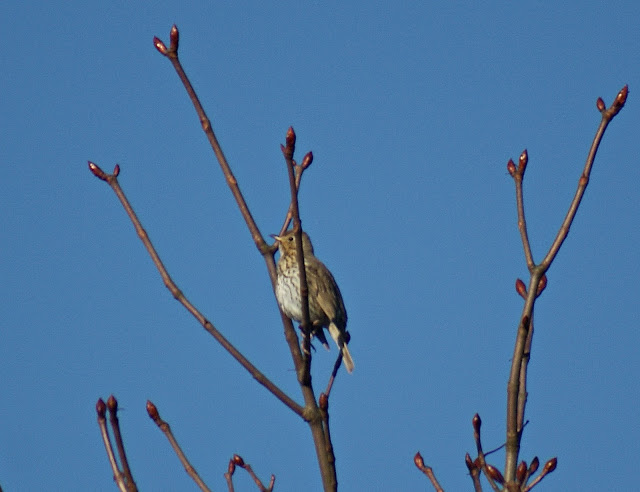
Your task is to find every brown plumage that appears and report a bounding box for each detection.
[273,230,354,373]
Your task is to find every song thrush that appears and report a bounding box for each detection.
[273,230,354,373]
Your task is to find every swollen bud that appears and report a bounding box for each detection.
[319,392,328,410]
[472,413,481,434]
[518,149,528,175]
[485,464,504,485]
[153,36,168,56]
[507,158,516,177]
[233,454,245,467]
[516,461,527,483]
[107,395,118,412]
[96,398,107,417]
[529,456,539,474]
[536,275,547,296]
[543,457,558,474]
[146,400,159,421]
[614,85,629,109]
[301,151,313,170]
[464,453,475,472]
[596,97,606,112]
[170,25,179,51]
[414,452,425,469]
[516,278,527,299]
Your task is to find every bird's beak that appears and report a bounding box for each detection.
[270,234,281,242]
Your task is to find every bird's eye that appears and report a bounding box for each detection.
[288,236,294,242]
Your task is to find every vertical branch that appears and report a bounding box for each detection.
[503,85,628,484]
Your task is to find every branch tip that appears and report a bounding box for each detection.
[614,85,628,109]
[472,413,481,433]
[153,36,168,55]
[518,149,528,175]
[543,457,557,474]
[88,161,108,181]
[413,452,425,469]
[96,398,107,417]
[169,25,179,51]
[301,151,313,170]
[233,454,245,467]
[146,400,159,420]
[465,453,475,472]
[107,395,118,412]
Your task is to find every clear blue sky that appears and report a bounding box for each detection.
[2,2,638,490]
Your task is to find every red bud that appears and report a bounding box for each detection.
[146,400,159,420]
[233,454,245,467]
[536,275,547,296]
[516,278,527,298]
[153,36,168,55]
[518,149,528,175]
[543,457,557,474]
[485,464,505,484]
[516,461,527,483]
[228,460,236,475]
[614,85,628,109]
[596,97,606,112]
[414,452,425,469]
[107,395,118,412]
[301,151,313,170]
[96,398,107,417]
[319,393,328,410]
[507,158,516,177]
[529,456,539,474]
[472,413,481,433]
[170,25,179,50]
[465,453,475,472]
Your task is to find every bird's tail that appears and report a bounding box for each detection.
[328,322,354,373]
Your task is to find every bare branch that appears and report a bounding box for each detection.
[146,401,212,492]
[88,161,303,416]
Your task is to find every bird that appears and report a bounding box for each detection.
[273,230,354,373]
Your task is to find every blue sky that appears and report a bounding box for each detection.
[1,2,638,490]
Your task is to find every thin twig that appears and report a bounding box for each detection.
[146,401,212,492]
[89,161,303,417]
[106,396,138,492]
[414,453,445,492]
[503,86,628,484]
[96,398,129,492]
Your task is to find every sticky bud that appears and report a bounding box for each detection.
[465,453,475,472]
[472,413,481,433]
[596,97,606,112]
[96,398,107,417]
[153,36,168,55]
[286,127,296,150]
[233,454,245,467]
[614,85,629,109]
[536,275,547,296]
[319,392,328,410]
[170,25,179,51]
[529,456,539,474]
[485,464,505,484]
[146,400,159,420]
[507,158,516,177]
[414,452,425,469]
[301,151,313,170]
[518,149,528,175]
[88,161,108,181]
[516,461,527,483]
[107,395,118,412]
[543,457,557,474]
[516,278,527,298]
